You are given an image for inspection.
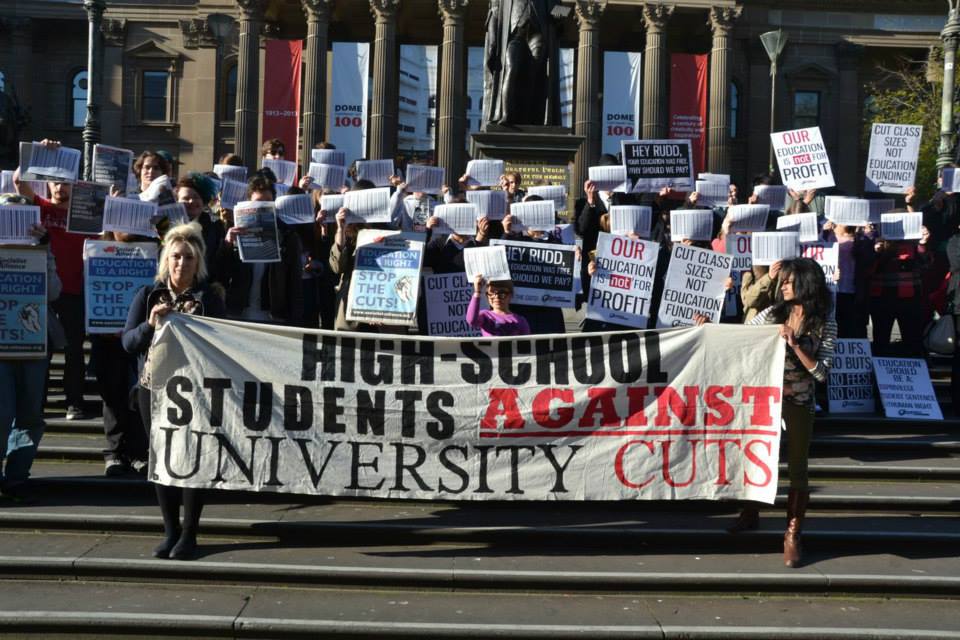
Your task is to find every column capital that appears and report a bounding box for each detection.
[438,0,467,21]
[370,0,400,20]
[179,18,218,49]
[642,3,674,33]
[83,0,106,22]
[708,6,741,35]
[101,18,126,46]
[236,0,265,21]
[302,0,333,21]
[575,0,607,29]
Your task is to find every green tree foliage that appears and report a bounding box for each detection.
[864,63,944,202]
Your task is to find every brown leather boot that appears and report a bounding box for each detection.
[726,505,760,533]
[783,489,810,568]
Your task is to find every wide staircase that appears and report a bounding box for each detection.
[0,346,957,638]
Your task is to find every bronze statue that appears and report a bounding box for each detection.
[483,0,562,129]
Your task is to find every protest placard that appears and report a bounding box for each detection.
[343,187,392,224]
[727,204,769,232]
[865,123,922,194]
[405,164,445,194]
[213,164,248,183]
[752,232,799,266]
[880,212,923,240]
[609,205,652,238]
[67,181,110,235]
[800,241,839,297]
[234,201,281,263]
[356,159,395,187]
[490,239,577,307]
[776,212,819,244]
[670,209,713,242]
[694,180,729,208]
[0,205,41,245]
[656,243,732,328]
[83,240,158,334]
[828,339,875,413]
[346,230,424,326]
[422,271,484,337]
[464,245,511,282]
[402,196,434,232]
[433,203,479,236]
[262,158,297,186]
[588,165,628,192]
[310,148,346,167]
[146,315,786,503]
[465,190,507,220]
[464,159,504,187]
[527,185,568,216]
[771,127,835,191]
[92,144,134,194]
[753,184,788,211]
[825,197,871,226]
[139,175,176,206]
[723,233,752,318]
[509,200,555,232]
[586,232,659,328]
[102,197,158,238]
[19,141,81,183]
[219,178,248,210]
[872,357,943,420]
[622,139,695,193]
[0,247,47,357]
[276,194,315,225]
[307,163,347,191]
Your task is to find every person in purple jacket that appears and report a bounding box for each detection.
[467,274,530,336]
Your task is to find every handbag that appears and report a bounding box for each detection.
[923,312,956,355]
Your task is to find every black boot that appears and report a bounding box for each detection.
[152,484,181,559]
[170,488,204,561]
[726,505,760,533]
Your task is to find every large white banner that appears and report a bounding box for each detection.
[329,42,369,166]
[147,316,785,503]
[864,123,922,194]
[602,51,643,156]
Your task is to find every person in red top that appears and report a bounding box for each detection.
[14,139,97,420]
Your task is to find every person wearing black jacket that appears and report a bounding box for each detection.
[123,223,226,561]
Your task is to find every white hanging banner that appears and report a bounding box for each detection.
[601,51,642,155]
[329,42,370,168]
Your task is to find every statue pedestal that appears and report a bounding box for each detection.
[470,125,584,218]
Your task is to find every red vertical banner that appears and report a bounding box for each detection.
[668,53,708,176]
[262,40,303,167]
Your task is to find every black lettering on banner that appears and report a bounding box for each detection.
[572,336,605,384]
[348,442,385,490]
[400,340,435,384]
[645,332,669,383]
[339,337,356,383]
[391,442,431,491]
[213,433,259,483]
[243,382,272,431]
[535,338,570,385]
[609,334,643,383]
[300,334,337,382]
[203,378,231,427]
[473,445,495,493]
[264,436,285,487]
[360,339,393,384]
[294,438,341,487]
[539,445,582,492]
[426,391,455,440]
[166,376,193,425]
[496,446,536,495]
[461,342,493,383]
[396,390,422,438]
[161,427,204,479]
[438,445,470,494]
[283,385,313,431]
[499,340,532,385]
[323,386,346,433]
[357,389,386,435]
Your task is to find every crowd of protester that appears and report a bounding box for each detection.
[1,136,957,569]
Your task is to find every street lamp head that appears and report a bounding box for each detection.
[207,13,235,41]
[760,30,788,63]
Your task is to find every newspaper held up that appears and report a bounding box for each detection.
[234,201,281,263]
[463,245,511,282]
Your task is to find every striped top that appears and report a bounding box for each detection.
[750,306,837,409]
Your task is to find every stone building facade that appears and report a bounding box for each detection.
[0,0,945,195]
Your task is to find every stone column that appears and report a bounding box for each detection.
[836,42,862,195]
[301,0,333,162]
[437,0,468,186]
[235,0,264,172]
[938,8,960,169]
[82,0,106,180]
[573,0,606,191]
[369,0,400,160]
[100,19,126,146]
[642,3,673,139]
[707,6,740,175]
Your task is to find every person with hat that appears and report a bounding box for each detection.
[176,173,226,283]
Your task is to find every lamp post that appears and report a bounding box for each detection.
[82,0,106,180]
[760,29,788,175]
[207,13,235,164]
[938,0,960,169]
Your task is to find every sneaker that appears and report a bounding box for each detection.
[65,405,87,421]
[104,459,128,477]
[128,458,148,475]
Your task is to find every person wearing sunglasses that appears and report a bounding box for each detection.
[467,275,530,337]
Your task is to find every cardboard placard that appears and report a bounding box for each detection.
[828,339,875,413]
[656,243,732,327]
[586,232,659,328]
[770,127,835,191]
[0,246,47,357]
[346,230,424,326]
[489,239,577,308]
[872,357,943,420]
[422,271,483,337]
[864,123,922,194]
[622,139,695,193]
[83,240,158,334]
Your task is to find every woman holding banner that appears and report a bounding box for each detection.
[728,258,837,568]
[123,223,226,560]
